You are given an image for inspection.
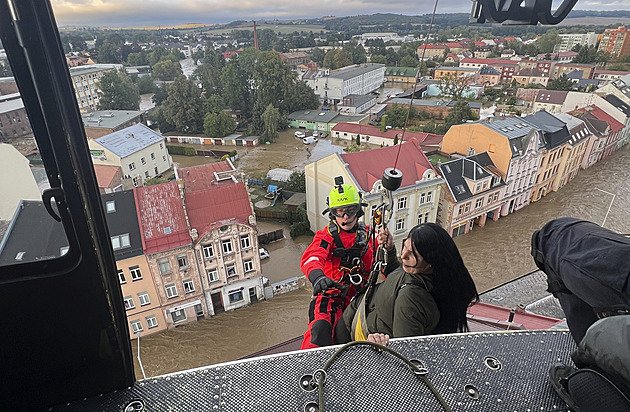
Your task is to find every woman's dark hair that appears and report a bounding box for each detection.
[406,223,479,333]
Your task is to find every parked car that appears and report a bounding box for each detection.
[294,131,305,138]
[303,136,318,144]
[259,248,270,260]
[312,131,319,138]
[319,132,328,138]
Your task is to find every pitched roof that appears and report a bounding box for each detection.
[102,190,143,261]
[134,181,191,255]
[524,111,572,149]
[332,122,437,143]
[95,123,164,158]
[179,161,236,192]
[460,58,518,66]
[534,90,568,105]
[184,181,253,240]
[439,153,505,202]
[340,140,434,192]
[604,94,630,116]
[93,164,120,188]
[587,105,624,132]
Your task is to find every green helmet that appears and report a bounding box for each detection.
[328,183,360,208]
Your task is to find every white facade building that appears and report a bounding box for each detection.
[306,63,385,105]
[69,64,120,113]
[554,32,598,53]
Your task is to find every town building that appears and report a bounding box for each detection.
[416,44,448,60]
[337,94,377,114]
[82,110,147,139]
[433,66,480,82]
[304,140,443,244]
[0,93,32,141]
[458,58,519,83]
[523,111,573,202]
[592,70,630,85]
[69,64,119,113]
[102,190,167,338]
[280,52,309,68]
[330,122,443,149]
[535,51,578,63]
[531,90,568,114]
[552,113,591,191]
[598,26,630,58]
[577,105,624,161]
[441,116,542,217]
[554,32,597,53]
[0,143,40,220]
[93,164,128,193]
[384,67,419,85]
[550,63,595,80]
[437,153,506,237]
[478,66,501,87]
[0,76,18,95]
[179,162,263,315]
[287,110,368,133]
[134,182,206,328]
[305,63,385,105]
[568,108,608,169]
[512,68,549,88]
[603,94,630,148]
[88,123,172,187]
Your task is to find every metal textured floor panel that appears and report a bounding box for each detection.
[49,330,576,412]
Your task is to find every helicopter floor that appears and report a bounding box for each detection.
[50,330,576,412]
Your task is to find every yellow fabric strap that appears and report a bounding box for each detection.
[351,293,370,341]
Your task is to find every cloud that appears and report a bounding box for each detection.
[50,0,630,27]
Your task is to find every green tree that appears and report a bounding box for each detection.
[607,62,629,71]
[97,70,140,110]
[284,170,306,192]
[204,94,225,114]
[445,101,475,127]
[97,43,121,64]
[536,30,561,54]
[393,134,399,145]
[311,48,326,65]
[386,104,408,128]
[221,55,253,118]
[152,60,182,81]
[547,74,574,91]
[152,85,169,105]
[161,76,205,133]
[437,72,470,99]
[127,52,146,66]
[343,40,366,64]
[136,75,154,94]
[400,55,418,68]
[323,49,336,69]
[356,134,361,145]
[147,47,172,67]
[333,49,353,69]
[261,104,280,143]
[370,55,387,64]
[204,111,235,137]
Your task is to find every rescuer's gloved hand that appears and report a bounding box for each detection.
[309,269,340,295]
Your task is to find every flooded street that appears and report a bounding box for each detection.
[132,142,630,380]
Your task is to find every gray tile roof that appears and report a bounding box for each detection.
[95,123,164,158]
[82,110,144,129]
[328,63,385,80]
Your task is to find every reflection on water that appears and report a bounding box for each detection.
[133,146,630,379]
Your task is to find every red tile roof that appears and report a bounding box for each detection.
[184,181,253,240]
[418,43,447,50]
[332,122,440,145]
[461,57,519,66]
[93,164,120,188]
[340,139,434,192]
[468,302,564,330]
[588,105,624,132]
[179,161,235,192]
[134,181,191,255]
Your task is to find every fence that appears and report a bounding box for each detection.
[257,229,284,245]
[270,276,308,297]
[255,209,289,221]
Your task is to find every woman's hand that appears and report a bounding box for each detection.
[367,333,390,346]
[377,227,394,252]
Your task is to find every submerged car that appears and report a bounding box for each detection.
[294,131,305,138]
[259,248,270,260]
[303,136,318,144]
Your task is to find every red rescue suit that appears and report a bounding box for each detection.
[300,223,374,349]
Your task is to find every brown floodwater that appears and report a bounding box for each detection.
[132,144,630,380]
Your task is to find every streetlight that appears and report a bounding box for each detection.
[594,188,615,228]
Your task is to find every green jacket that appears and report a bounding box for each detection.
[343,265,440,338]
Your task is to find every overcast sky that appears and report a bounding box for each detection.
[50,0,630,27]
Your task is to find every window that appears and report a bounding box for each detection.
[493,176,501,185]
[424,212,430,223]
[226,263,237,277]
[240,235,251,250]
[106,201,116,213]
[132,177,139,187]
[137,292,150,306]
[427,192,432,203]
[163,155,166,162]
[141,157,146,165]
[129,266,142,281]
[158,258,171,275]
[165,284,178,298]
[395,218,405,232]
[475,198,483,208]
[171,309,186,323]
[118,269,126,284]
[464,203,471,213]
[177,255,188,270]
[146,316,158,329]
[151,152,155,160]
[183,279,195,293]
[475,183,481,192]
[397,197,407,210]
[111,234,130,250]
[222,239,233,254]
[482,181,488,190]
[202,244,215,259]
[144,171,149,178]
[154,167,158,175]
[488,195,493,204]
[493,192,499,202]
[229,290,244,303]
[130,320,143,333]
[160,143,163,149]
[124,296,135,310]
[419,193,426,204]
[129,162,136,171]
[207,269,219,283]
[244,259,254,273]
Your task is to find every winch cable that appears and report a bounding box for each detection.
[393,0,440,172]
[315,340,452,412]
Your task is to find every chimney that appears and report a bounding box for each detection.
[253,21,259,50]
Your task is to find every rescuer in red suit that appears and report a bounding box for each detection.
[300,177,375,349]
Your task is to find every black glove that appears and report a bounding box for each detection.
[309,269,340,295]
